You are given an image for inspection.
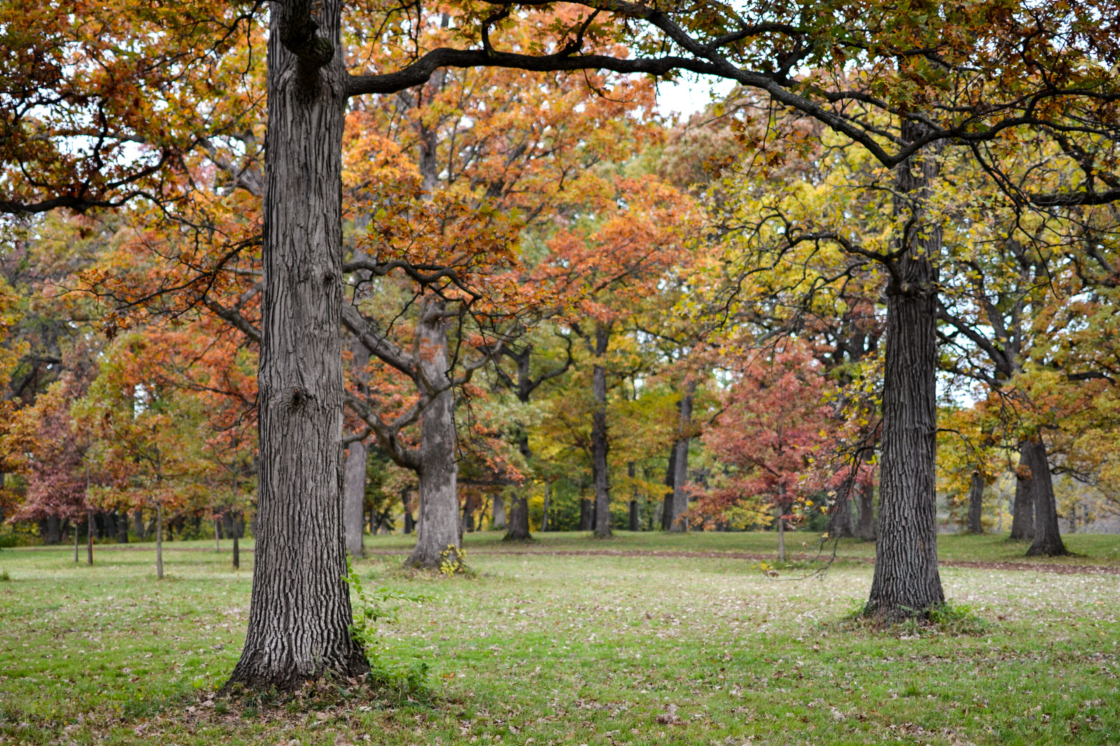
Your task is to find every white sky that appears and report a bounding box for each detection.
[655,75,738,118]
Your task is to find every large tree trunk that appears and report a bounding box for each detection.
[866,126,945,621]
[668,383,694,533]
[133,509,145,540]
[227,0,367,690]
[406,299,462,569]
[1024,437,1067,556]
[116,510,129,543]
[343,439,367,557]
[1010,440,1035,540]
[967,471,984,534]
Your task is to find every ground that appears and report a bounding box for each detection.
[1,531,1118,745]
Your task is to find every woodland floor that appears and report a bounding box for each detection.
[1,531,1118,745]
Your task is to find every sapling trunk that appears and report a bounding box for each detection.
[86,510,93,567]
[777,509,785,563]
[156,503,164,579]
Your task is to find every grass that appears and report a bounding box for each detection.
[1,532,1118,744]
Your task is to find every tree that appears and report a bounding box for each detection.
[695,344,838,561]
[8,0,1119,686]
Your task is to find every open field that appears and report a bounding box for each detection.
[1,532,1118,744]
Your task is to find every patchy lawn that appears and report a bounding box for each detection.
[1,533,1118,744]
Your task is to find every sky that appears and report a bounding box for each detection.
[655,75,738,118]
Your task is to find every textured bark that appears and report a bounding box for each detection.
[406,299,462,569]
[1024,438,1068,556]
[967,471,984,534]
[491,494,506,530]
[117,511,129,543]
[829,484,855,539]
[668,383,695,533]
[591,328,611,539]
[227,0,367,690]
[343,439,367,556]
[866,126,945,620]
[1010,440,1035,540]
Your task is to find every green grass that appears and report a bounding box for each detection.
[1,534,1118,744]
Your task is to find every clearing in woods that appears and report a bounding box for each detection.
[1,531,1118,744]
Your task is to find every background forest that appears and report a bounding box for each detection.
[4,28,1120,554]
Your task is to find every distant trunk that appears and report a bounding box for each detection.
[866,123,945,620]
[226,0,369,690]
[232,511,242,569]
[541,482,550,532]
[1024,438,1067,556]
[829,483,855,539]
[491,494,506,530]
[669,383,695,533]
[86,510,94,566]
[627,462,640,531]
[155,503,163,579]
[506,496,530,540]
[661,444,676,531]
[505,432,532,541]
[117,511,129,543]
[591,328,611,539]
[855,479,882,537]
[579,498,593,531]
[1010,440,1035,540]
[46,515,61,545]
[776,507,786,563]
[343,438,367,557]
[407,298,462,569]
[967,471,984,534]
[343,332,371,557]
[401,490,415,534]
[133,510,145,540]
[72,520,79,563]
